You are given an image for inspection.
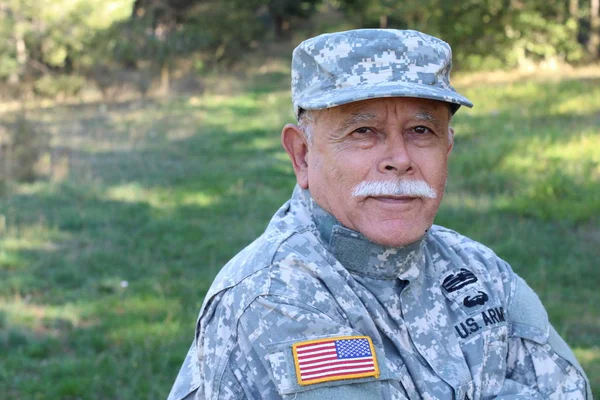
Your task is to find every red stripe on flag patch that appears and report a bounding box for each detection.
[292,336,380,385]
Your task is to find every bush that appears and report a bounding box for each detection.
[33,75,86,99]
[0,114,49,185]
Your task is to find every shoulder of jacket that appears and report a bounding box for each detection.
[198,227,325,321]
[202,228,297,302]
[429,225,499,260]
[507,274,549,344]
[428,225,509,279]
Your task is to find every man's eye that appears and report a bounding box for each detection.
[353,127,372,135]
[412,126,432,135]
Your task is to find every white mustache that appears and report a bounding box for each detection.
[351,180,437,199]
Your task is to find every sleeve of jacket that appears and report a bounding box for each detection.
[496,273,591,399]
[228,294,409,400]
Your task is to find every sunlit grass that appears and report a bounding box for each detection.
[544,132,600,164]
[441,192,495,213]
[553,90,600,115]
[1,298,83,334]
[574,347,600,386]
[105,184,219,208]
[574,347,600,365]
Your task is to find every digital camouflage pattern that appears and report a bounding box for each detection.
[291,29,473,118]
[168,29,590,399]
[167,187,591,400]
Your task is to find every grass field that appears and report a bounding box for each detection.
[1,62,599,398]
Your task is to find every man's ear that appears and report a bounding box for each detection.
[281,124,309,189]
[447,127,455,155]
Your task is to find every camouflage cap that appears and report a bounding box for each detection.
[291,29,473,117]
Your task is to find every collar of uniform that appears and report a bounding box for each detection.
[299,187,427,281]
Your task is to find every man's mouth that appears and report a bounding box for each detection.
[370,195,419,204]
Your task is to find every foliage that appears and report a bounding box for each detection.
[1,0,598,94]
[335,0,590,70]
[500,7,584,66]
[104,0,322,67]
[0,0,134,81]
[267,0,323,37]
[33,75,87,98]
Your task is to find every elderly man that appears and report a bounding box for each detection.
[167,30,591,399]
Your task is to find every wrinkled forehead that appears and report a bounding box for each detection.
[311,97,453,127]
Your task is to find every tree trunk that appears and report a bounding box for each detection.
[8,33,26,84]
[569,0,578,18]
[132,0,145,19]
[274,15,284,38]
[589,0,600,58]
[379,15,388,29]
[8,8,27,85]
[160,63,170,95]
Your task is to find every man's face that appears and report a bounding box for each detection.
[285,97,454,247]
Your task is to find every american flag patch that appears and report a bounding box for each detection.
[292,336,380,385]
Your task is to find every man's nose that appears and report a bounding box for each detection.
[378,136,412,174]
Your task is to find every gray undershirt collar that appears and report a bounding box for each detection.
[299,187,427,281]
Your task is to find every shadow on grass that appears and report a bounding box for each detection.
[0,179,294,398]
[1,98,296,397]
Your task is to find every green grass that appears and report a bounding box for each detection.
[1,64,599,398]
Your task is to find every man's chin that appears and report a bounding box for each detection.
[362,227,429,248]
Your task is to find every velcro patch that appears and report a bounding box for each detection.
[292,336,380,386]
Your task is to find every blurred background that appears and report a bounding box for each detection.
[0,0,598,398]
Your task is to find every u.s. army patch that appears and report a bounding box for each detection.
[292,336,380,386]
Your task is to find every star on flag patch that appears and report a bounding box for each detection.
[292,336,380,385]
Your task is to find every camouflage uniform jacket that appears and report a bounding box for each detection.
[168,186,591,400]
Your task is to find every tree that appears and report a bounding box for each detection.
[0,0,134,83]
[267,0,323,37]
[570,0,579,19]
[590,0,600,57]
[335,0,587,69]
